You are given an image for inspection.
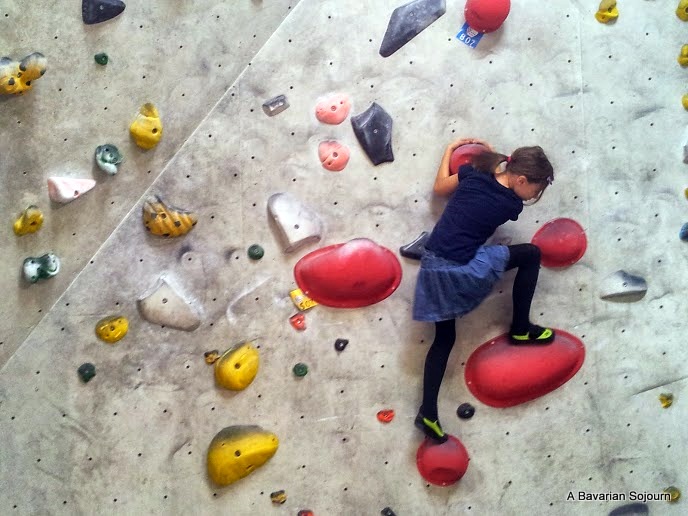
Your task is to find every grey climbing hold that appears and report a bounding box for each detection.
[381,508,397,516]
[351,102,394,166]
[267,192,324,253]
[400,231,430,259]
[379,0,447,58]
[599,270,647,301]
[608,502,648,516]
[137,275,202,331]
[262,94,289,117]
[82,0,126,25]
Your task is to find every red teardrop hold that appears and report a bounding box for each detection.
[531,218,587,268]
[416,435,470,487]
[449,143,487,175]
[294,238,402,308]
[465,329,585,408]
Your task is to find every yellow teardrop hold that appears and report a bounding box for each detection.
[95,316,129,344]
[130,102,163,149]
[207,425,279,486]
[678,45,688,66]
[595,0,618,23]
[215,342,260,390]
[678,0,688,21]
[682,95,688,111]
[13,205,44,235]
[142,196,198,237]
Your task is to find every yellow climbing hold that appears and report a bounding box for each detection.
[0,53,47,95]
[207,425,279,486]
[130,103,163,149]
[95,316,129,343]
[659,393,674,408]
[664,486,681,503]
[595,0,618,23]
[142,195,197,237]
[13,205,44,235]
[678,45,688,66]
[215,342,260,390]
[683,95,688,111]
[678,0,688,21]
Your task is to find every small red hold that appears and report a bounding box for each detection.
[531,218,587,268]
[315,93,351,125]
[290,313,306,331]
[318,140,350,171]
[449,143,488,175]
[377,409,395,423]
[297,511,314,516]
[294,238,402,308]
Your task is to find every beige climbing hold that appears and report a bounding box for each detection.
[267,192,324,253]
[47,177,96,204]
[595,0,618,23]
[137,276,202,331]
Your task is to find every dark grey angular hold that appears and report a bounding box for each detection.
[262,94,289,117]
[82,0,126,25]
[381,508,397,516]
[608,503,648,516]
[351,102,394,166]
[400,231,430,259]
[379,0,447,58]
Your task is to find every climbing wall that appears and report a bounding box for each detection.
[1,0,686,515]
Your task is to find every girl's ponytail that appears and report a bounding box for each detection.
[472,151,509,174]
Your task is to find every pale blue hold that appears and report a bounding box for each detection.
[680,223,688,242]
[23,253,60,283]
[95,144,123,175]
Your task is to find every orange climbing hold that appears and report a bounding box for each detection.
[315,93,351,125]
[465,329,585,408]
[318,140,350,171]
[290,313,306,331]
[377,409,395,423]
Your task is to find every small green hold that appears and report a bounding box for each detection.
[248,244,264,260]
[292,363,308,377]
[94,53,109,66]
[78,363,96,383]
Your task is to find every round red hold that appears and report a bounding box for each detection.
[377,409,395,423]
[416,434,470,487]
[449,143,487,175]
[464,0,511,33]
[531,218,587,268]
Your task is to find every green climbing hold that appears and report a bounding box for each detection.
[248,244,264,260]
[78,363,96,383]
[94,53,109,66]
[292,363,308,377]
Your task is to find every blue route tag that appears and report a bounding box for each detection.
[456,22,483,49]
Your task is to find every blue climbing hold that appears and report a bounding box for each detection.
[680,223,688,242]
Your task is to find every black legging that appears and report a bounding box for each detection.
[420,244,541,421]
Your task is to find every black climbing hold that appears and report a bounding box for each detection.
[94,53,109,65]
[608,502,649,516]
[379,0,447,58]
[82,0,126,25]
[334,338,349,352]
[351,102,394,166]
[457,402,475,419]
[400,231,430,260]
[381,508,397,516]
[78,363,96,383]
[248,244,264,260]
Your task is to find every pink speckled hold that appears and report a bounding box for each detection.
[318,140,350,171]
[315,93,351,125]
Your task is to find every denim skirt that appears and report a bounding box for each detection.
[412,245,510,322]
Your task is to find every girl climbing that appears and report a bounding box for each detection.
[413,137,556,443]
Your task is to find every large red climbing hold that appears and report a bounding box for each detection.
[465,330,585,408]
[449,143,487,175]
[416,435,470,487]
[294,238,402,308]
[531,218,587,267]
[464,0,510,33]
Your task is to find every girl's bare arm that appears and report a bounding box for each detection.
[432,138,494,196]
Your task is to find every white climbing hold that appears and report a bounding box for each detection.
[267,192,324,253]
[599,270,648,300]
[47,177,96,203]
[137,275,202,331]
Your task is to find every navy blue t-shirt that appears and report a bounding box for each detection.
[425,165,523,264]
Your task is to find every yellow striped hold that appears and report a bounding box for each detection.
[142,196,198,237]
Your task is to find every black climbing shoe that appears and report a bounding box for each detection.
[509,324,555,345]
[414,413,448,443]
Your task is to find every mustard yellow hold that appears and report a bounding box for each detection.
[678,0,688,21]
[215,342,260,390]
[678,45,688,66]
[142,196,198,237]
[683,95,688,111]
[0,53,47,95]
[13,205,44,235]
[130,103,163,149]
[595,0,618,23]
[95,316,129,343]
[207,425,279,486]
